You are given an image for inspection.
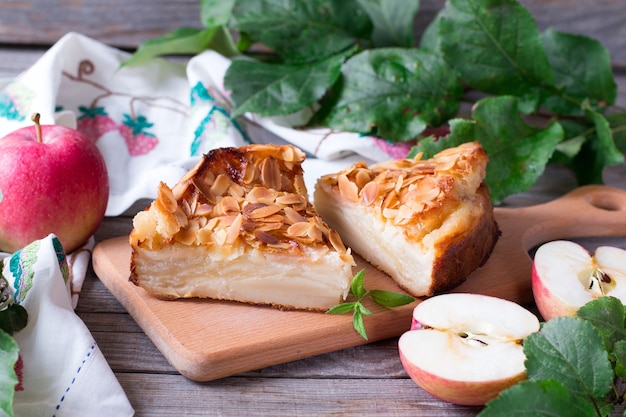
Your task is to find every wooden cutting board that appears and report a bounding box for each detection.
[92,185,626,382]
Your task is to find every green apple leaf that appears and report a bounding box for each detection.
[0,304,28,336]
[230,0,372,63]
[438,0,554,98]
[123,27,239,67]
[613,340,626,379]
[224,49,348,117]
[355,0,419,47]
[317,47,462,142]
[575,296,626,353]
[352,308,368,340]
[569,106,625,184]
[200,0,235,27]
[410,96,563,204]
[478,379,597,417]
[541,29,617,115]
[0,328,18,417]
[607,113,626,153]
[524,317,614,399]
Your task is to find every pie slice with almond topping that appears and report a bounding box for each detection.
[129,144,355,311]
[314,141,500,297]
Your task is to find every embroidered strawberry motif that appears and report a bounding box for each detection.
[76,106,117,143]
[119,114,158,156]
[14,354,23,392]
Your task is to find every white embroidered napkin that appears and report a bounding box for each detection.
[2,234,133,417]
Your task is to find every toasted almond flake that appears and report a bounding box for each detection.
[381,190,398,210]
[246,187,278,204]
[225,213,243,245]
[283,207,306,224]
[338,174,359,202]
[197,227,214,244]
[286,222,310,238]
[382,208,398,219]
[260,157,281,191]
[171,181,189,200]
[216,196,241,215]
[360,181,379,205]
[276,193,304,206]
[255,222,283,232]
[157,182,178,213]
[205,217,220,231]
[242,162,256,185]
[248,204,281,219]
[328,229,347,254]
[228,183,245,198]
[354,169,372,189]
[258,214,284,224]
[217,215,238,227]
[194,203,213,216]
[211,174,232,196]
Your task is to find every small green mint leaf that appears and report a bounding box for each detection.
[613,340,626,379]
[225,49,348,118]
[326,302,357,315]
[350,269,367,300]
[542,29,617,115]
[370,290,414,307]
[478,379,596,417]
[352,308,368,340]
[355,0,419,47]
[524,317,613,399]
[576,296,626,353]
[439,0,555,97]
[320,47,462,142]
[356,302,372,317]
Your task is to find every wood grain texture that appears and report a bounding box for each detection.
[0,0,625,65]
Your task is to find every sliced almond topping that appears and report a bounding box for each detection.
[260,157,281,191]
[211,174,232,196]
[283,206,306,224]
[157,182,178,213]
[194,203,213,217]
[254,230,279,245]
[286,222,310,238]
[328,229,347,254]
[338,174,359,202]
[246,187,278,204]
[248,203,281,219]
[225,213,243,245]
[360,181,379,206]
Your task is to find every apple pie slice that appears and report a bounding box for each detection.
[129,144,355,311]
[314,141,500,297]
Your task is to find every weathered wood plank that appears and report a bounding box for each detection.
[0,1,625,65]
[116,373,484,417]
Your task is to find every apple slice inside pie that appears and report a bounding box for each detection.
[129,144,355,311]
[314,141,500,297]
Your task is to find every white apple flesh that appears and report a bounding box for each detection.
[398,293,540,406]
[0,114,109,253]
[532,240,626,321]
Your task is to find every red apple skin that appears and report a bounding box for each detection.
[399,348,527,406]
[0,123,109,253]
[531,262,579,321]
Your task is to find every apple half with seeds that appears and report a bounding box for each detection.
[532,240,626,321]
[398,293,540,406]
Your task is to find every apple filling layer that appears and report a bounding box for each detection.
[130,144,355,311]
[314,142,500,297]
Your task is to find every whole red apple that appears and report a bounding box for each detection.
[0,113,109,253]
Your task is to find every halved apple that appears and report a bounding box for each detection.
[532,240,626,321]
[398,293,540,406]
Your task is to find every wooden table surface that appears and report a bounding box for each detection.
[1,1,626,415]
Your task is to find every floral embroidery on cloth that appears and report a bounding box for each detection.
[0,82,35,122]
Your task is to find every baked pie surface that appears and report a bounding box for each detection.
[314,141,500,297]
[129,144,355,311]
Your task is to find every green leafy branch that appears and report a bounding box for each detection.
[125,0,626,204]
[479,296,626,417]
[326,269,414,340]
[0,259,28,417]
